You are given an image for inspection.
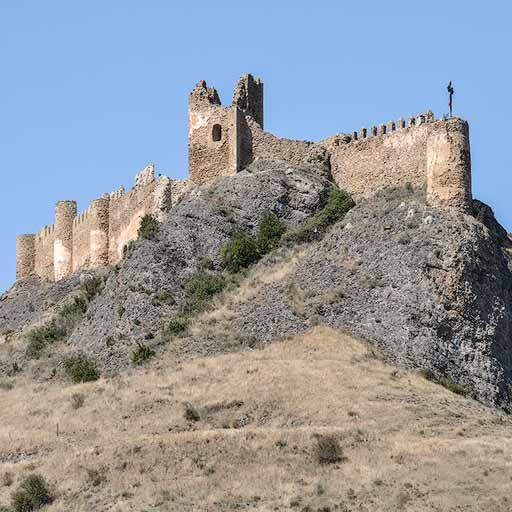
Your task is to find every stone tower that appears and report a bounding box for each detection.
[188,74,264,184]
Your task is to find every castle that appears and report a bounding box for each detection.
[16,74,472,282]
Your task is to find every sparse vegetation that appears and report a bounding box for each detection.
[25,275,105,359]
[131,343,156,366]
[164,316,189,337]
[70,393,85,410]
[164,272,228,339]
[0,380,14,392]
[183,401,201,422]
[63,354,100,383]
[419,369,468,396]
[221,211,285,273]
[185,272,226,310]
[285,188,354,243]
[11,474,51,512]
[86,468,106,487]
[315,434,343,464]
[439,376,468,396]
[138,214,159,240]
[25,322,66,359]
[2,471,14,487]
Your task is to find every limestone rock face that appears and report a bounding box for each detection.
[1,162,511,407]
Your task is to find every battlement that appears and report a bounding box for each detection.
[15,73,473,283]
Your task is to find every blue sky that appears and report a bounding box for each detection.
[1,1,511,292]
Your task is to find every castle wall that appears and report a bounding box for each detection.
[241,116,330,171]
[34,225,55,281]
[14,73,474,285]
[108,166,170,264]
[72,207,93,271]
[321,116,471,209]
[16,235,35,280]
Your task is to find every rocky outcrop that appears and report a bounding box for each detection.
[1,162,511,407]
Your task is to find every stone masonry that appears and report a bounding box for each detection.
[16,165,174,281]
[16,73,473,282]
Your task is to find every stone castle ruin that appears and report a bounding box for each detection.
[16,73,472,282]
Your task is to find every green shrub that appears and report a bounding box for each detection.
[63,354,100,383]
[58,276,103,327]
[185,272,226,309]
[155,290,175,305]
[221,232,260,273]
[131,343,156,366]
[165,316,189,337]
[80,276,103,302]
[11,474,51,511]
[58,296,88,324]
[286,188,354,243]
[418,368,436,381]
[255,211,285,255]
[138,214,159,240]
[439,376,468,396]
[25,322,66,359]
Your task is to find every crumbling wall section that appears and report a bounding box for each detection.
[108,165,171,264]
[241,115,330,172]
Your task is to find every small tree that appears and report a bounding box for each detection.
[11,474,51,511]
[255,211,285,255]
[138,214,159,240]
[221,232,260,273]
[63,354,100,383]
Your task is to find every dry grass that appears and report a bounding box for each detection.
[1,327,512,511]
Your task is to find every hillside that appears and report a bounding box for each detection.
[1,160,512,510]
[1,161,512,406]
[1,327,511,511]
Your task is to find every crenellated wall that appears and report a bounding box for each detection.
[320,112,471,209]
[16,165,173,282]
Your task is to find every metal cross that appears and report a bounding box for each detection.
[447,81,454,117]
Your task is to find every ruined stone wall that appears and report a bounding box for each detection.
[241,116,330,172]
[16,164,173,282]
[72,206,94,271]
[34,225,55,281]
[108,166,171,264]
[319,114,471,209]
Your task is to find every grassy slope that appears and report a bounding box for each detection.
[1,327,511,512]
